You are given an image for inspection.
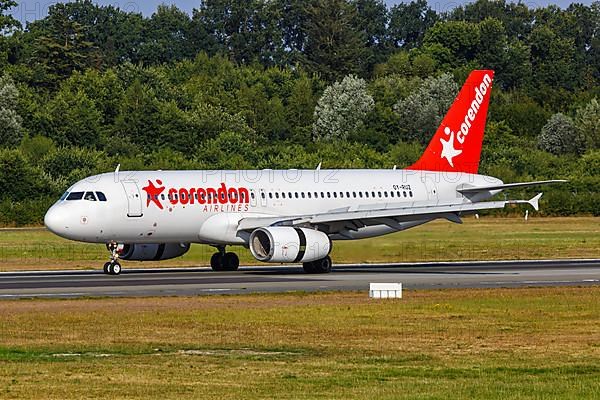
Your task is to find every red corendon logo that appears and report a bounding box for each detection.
[142,179,166,209]
[142,180,250,211]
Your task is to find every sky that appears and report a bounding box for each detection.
[9,0,593,26]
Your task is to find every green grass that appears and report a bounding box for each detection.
[0,216,598,271]
[0,288,598,399]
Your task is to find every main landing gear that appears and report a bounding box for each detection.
[210,246,240,271]
[104,242,122,275]
[302,256,332,274]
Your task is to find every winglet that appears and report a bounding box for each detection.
[528,193,543,211]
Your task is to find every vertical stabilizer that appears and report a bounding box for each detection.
[407,70,494,174]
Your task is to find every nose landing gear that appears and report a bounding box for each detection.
[210,246,239,271]
[104,242,122,275]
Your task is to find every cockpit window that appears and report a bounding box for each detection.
[96,192,107,201]
[66,191,84,200]
[60,192,69,201]
[84,192,97,201]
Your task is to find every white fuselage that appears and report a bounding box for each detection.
[44,169,501,245]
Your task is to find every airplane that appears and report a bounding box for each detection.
[44,70,565,275]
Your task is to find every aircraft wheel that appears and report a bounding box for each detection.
[111,262,122,275]
[210,252,224,271]
[223,252,239,271]
[304,256,332,274]
[302,261,316,274]
[103,262,111,275]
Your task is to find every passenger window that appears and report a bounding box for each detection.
[390,192,394,198]
[295,192,299,198]
[96,192,107,202]
[365,192,369,198]
[333,192,337,198]
[251,192,255,199]
[327,192,331,198]
[346,191,350,197]
[384,192,388,198]
[269,193,273,199]
[66,192,84,201]
[409,191,413,197]
[301,192,305,198]
[403,191,407,197]
[314,192,318,198]
[275,192,279,199]
[308,192,312,198]
[84,192,97,201]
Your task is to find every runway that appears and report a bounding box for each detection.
[0,259,598,299]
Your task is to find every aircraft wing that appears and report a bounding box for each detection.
[457,180,566,194]
[237,194,543,235]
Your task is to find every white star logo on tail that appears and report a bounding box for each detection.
[440,127,462,167]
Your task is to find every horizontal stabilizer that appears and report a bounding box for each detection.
[457,180,566,193]
[528,193,543,211]
[505,193,543,211]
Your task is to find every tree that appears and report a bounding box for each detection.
[350,0,389,71]
[24,1,145,67]
[476,18,507,70]
[302,0,367,81]
[27,3,98,82]
[0,0,19,32]
[538,113,585,155]
[46,88,102,148]
[113,80,160,150]
[388,0,437,49]
[287,76,317,141]
[0,74,23,147]
[194,0,283,66]
[423,21,480,65]
[449,0,533,40]
[0,0,20,66]
[0,149,51,201]
[575,98,600,150]
[277,0,309,64]
[138,5,194,65]
[393,73,458,143]
[313,75,374,141]
[529,25,580,90]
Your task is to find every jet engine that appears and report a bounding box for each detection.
[249,227,331,263]
[116,243,190,261]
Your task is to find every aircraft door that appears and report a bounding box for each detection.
[122,180,143,217]
[423,176,439,202]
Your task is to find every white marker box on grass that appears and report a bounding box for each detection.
[369,283,402,299]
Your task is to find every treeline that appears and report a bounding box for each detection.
[0,0,598,225]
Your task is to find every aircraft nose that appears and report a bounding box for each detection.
[44,205,70,238]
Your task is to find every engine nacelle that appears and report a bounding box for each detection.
[249,227,331,263]
[117,243,190,261]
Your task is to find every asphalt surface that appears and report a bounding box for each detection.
[0,259,598,299]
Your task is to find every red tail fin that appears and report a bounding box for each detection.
[407,70,494,174]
